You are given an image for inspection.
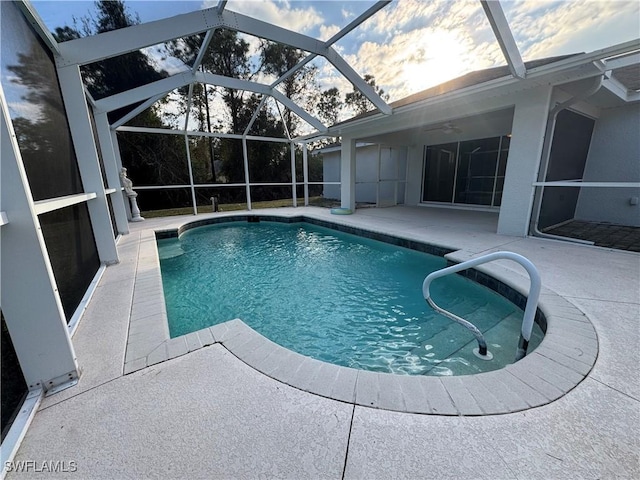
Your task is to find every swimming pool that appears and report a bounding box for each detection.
[157,219,543,376]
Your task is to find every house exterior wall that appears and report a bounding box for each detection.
[497,86,553,236]
[322,150,341,200]
[405,146,424,206]
[322,144,408,205]
[574,103,640,226]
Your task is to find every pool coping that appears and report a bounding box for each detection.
[123,213,599,416]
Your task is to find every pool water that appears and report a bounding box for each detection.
[158,221,543,376]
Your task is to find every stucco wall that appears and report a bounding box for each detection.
[322,150,341,201]
[321,145,407,204]
[575,103,640,226]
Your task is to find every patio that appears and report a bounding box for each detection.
[8,206,639,479]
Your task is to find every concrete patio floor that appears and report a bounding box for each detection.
[8,206,639,479]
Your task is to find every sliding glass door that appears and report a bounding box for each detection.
[422,136,510,207]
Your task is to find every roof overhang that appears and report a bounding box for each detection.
[330,39,639,140]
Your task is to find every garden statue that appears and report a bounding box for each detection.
[120,167,144,222]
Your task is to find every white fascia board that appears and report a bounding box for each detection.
[95,72,195,113]
[325,46,392,115]
[293,132,336,143]
[480,1,526,79]
[56,8,325,67]
[333,60,608,137]
[526,39,640,77]
[604,51,640,70]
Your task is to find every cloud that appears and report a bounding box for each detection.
[196,0,638,111]
[339,0,503,100]
[319,24,341,42]
[212,0,324,34]
[7,101,44,123]
[328,0,639,102]
[503,0,640,60]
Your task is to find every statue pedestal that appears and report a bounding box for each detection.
[128,192,144,222]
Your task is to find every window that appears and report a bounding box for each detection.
[1,312,28,442]
[422,136,510,207]
[1,1,102,322]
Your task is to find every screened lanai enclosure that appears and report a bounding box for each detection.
[1,0,639,471]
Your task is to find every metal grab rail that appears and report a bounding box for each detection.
[423,251,542,361]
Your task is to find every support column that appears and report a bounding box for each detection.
[290,141,297,207]
[94,112,129,234]
[340,136,357,211]
[1,93,80,392]
[242,137,252,210]
[302,144,309,206]
[56,65,118,263]
[497,86,553,236]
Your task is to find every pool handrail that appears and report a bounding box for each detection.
[422,251,542,361]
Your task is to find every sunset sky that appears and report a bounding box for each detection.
[32,0,640,103]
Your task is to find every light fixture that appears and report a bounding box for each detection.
[424,122,462,134]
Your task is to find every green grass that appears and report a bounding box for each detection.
[141,197,340,218]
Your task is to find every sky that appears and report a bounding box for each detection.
[30,0,640,108]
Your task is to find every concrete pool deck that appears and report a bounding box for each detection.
[8,206,639,479]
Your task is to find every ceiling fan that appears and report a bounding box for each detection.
[424,122,462,134]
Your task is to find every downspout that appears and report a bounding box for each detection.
[530,74,604,243]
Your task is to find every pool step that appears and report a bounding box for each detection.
[411,309,522,375]
[158,241,185,260]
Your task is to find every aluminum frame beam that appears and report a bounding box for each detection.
[56,9,326,66]
[323,1,390,46]
[95,70,327,132]
[480,0,526,79]
[94,72,196,113]
[110,93,167,129]
[270,1,390,88]
[191,29,215,74]
[17,0,60,55]
[56,5,391,117]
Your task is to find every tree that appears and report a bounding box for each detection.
[55,1,168,106]
[317,87,342,126]
[345,74,389,115]
[260,42,318,136]
[51,1,187,205]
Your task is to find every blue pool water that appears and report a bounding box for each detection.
[158,221,543,376]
